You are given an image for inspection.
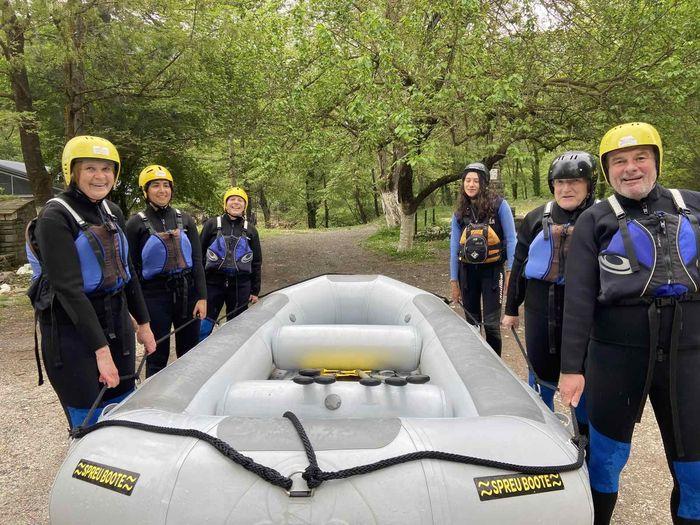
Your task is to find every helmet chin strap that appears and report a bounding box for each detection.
[148,199,171,211]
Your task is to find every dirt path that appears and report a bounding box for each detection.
[0,224,670,524]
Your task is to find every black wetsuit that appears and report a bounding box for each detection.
[505,199,590,417]
[199,214,262,337]
[33,187,149,428]
[561,184,700,524]
[126,205,206,377]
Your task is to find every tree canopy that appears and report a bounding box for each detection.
[1,0,697,246]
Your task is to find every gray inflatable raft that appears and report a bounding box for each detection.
[50,275,593,524]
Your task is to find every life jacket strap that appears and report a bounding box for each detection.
[542,200,553,241]
[138,211,157,235]
[670,189,700,262]
[607,195,640,273]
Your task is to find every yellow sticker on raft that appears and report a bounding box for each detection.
[474,472,564,501]
[72,459,140,496]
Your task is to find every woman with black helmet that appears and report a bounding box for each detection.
[27,135,156,429]
[198,187,262,339]
[449,162,517,356]
[125,165,207,377]
[502,151,597,423]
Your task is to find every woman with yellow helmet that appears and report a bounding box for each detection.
[125,165,207,377]
[559,122,700,524]
[198,187,262,338]
[26,135,156,428]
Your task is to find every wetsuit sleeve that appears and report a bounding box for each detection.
[125,214,145,279]
[499,200,517,271]
[35,212,108,352]
[112,206,149,325]
[449,214,461,281]
[185,214,207,300]
[504,212,538,316]
[560,209,599,374]
[200,219,215,259]
[249,226,262,296]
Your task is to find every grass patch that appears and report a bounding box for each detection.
[0,292,31,311]
[362,227,447,262]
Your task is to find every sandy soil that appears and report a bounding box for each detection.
[0,224,671,523]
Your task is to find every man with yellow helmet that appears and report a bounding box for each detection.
[125,165,207,377]
[559,123,700,524]
[26,135,156,428]
[198,186,262,338]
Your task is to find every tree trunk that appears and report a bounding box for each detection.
[380,190,400,227]
[2,1,53,205]
[305,171,318,228]
[530,144,541,197]
[258,185,271,227]
[56,0,87,139]
[322,172,329,228]
[370,168,380,218]
[228,136,237,186]
[377,146,400,227]
[397,211,416,252]
[353,181,368,224]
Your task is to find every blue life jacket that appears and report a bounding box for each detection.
[205,216,253,275]
[138,209,193,280]
[524,201,573,285]
[598,190,700,304]
[26,198,131,295]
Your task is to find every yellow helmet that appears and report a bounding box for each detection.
[599,122,663,183]
[223,187,248,210]
[61,135,120,185]
[138,165,174,195]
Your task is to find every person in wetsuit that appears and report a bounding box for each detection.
[449,162,516,355]
[502,151,597,423]
[559,122,700,524]
[27,135,156,428]
[125,165,207,377]
[199,187,262,339]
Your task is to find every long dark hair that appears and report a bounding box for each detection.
[455,177,500,224]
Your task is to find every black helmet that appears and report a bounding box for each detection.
[462,162,490,187]
[547,151,598,195]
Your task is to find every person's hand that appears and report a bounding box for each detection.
[501,314,519,329]
[450,280,461,305]
[249,295,259,304]
[136,323,157,355]
[193,299,207,319]
[559,373,585,408]
[96,346,119,388]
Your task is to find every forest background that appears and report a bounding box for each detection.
[1,0,698,251]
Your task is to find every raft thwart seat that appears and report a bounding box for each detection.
[272,324,422,371]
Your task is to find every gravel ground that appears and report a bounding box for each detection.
[0,224,671,523]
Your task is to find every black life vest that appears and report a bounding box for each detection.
[205,216,253,275]
[598,189,700,304]
[26,198,131,296]
[138,209,193,280]
[524,201,574,285]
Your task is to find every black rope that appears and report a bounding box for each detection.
[282,411,584,490]
[70,419,293,490]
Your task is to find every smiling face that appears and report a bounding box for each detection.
[146,179,172,207]
[553,177,589,211]
[606,145,657,200]
[463,172,481,198]
[225,195,246,217]
[73,159,116,201]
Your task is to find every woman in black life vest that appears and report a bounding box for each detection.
[28,135,156,429]
[449,162,517,355]
[502,151,597,420]
[125,165,207,377]
[198,187,262,339]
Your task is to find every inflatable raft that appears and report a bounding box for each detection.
[50,275,592,524]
